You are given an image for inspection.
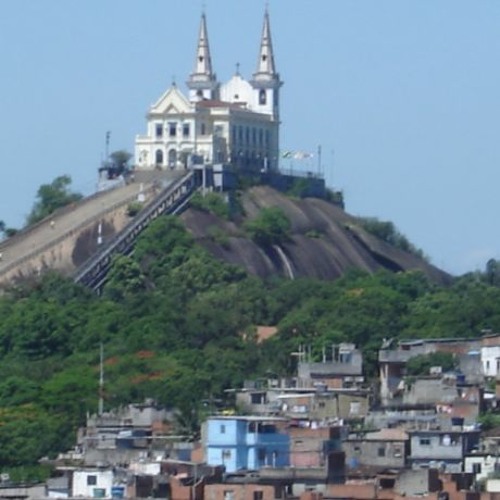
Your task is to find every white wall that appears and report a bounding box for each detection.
[72,470,113,499]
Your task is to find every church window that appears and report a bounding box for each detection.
[259,89,267,105]
[258,129,263,145]
[155,149,163,165]
[183,123,190,138]
[265,130,270,146]
[262,54,267,62]
[155,123,163,138]
[200,123,207,136]
[238,126,243,142]
[197,89,203,97]
[169,123,177,138]
[252,128,257,145]
[199,56,204,62]
[245,127,250,144]
[168,149,177,168]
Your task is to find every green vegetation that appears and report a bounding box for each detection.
[109,150,132,171]
[127,201,144,217]
[2,213,500,471]
[26,175,83,226]
[244,207,291,246]
[190,192,231,219]
[357,216,426,260]
[406,352,456,376]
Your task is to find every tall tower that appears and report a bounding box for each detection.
[251,8,283,119]
[187,12,219,102]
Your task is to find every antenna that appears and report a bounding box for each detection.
[105,131,111,160]
[98,343,104,416]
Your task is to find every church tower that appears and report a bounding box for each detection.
[251,9,283,119]
[187,13,219,102]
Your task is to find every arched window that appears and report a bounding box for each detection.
[155,149,163,165]
[168,149,177,168]
[259,89,267,105]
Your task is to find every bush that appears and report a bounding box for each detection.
[127,201,143,217]
[406,352,456,376]
[244,207,291,246]
[357,216,427,260]
[190,192,230,220]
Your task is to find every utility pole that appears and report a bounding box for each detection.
[98,343,104,416]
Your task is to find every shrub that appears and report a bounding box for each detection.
[244,207,291,246]
[127,201,143,217]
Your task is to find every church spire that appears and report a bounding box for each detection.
[187,12,219,101]
[253,8,278,82]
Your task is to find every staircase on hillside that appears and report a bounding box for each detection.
[74,170,201,292]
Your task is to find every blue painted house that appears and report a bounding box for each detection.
[205,416,290,473]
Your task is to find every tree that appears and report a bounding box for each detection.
[109,150,132,171]
[357,216,426,260]
[26,175,82,226]
[244,207,291,246]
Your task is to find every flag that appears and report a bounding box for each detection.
[293,151,313,160]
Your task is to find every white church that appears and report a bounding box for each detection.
[134,9,282,173]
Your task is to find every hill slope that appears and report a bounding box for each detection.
[180,186,450,284]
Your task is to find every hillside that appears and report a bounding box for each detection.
[180,186,450,284]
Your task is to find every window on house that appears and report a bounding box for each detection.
[251,393,265,405]
[258,448,266,461]
[201,123,207,135]
[349,402,361,415]
[318,402,326,409]
[224,490,235,500]
[155,149,164,165]
[183,123,190,137]
[378,447,386,457]
[254,491,264,500]
[87,475,97,486]
[220,424,226,434]
[169,123,177,137]
[394,447,402,458]
[419,438,431,446]
[222,449,231,459]
[155,123,163,138]
[472,463,482,474]
[354,446,361,455]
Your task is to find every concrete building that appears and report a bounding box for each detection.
[343,428,409,471]
[204,416,289,473]
[71,469,115,499]
[408,428,481,473]
[481,334,500,378]
[297,344,364,389]
[135,10,282,173]
[379,338,481,405]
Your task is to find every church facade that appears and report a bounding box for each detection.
[134,10,282,172]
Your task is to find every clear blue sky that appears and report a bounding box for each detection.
[0,1,499,276]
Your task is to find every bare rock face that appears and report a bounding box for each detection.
[180,186,451,284]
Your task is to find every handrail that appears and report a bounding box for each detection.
[74,171,199,290]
